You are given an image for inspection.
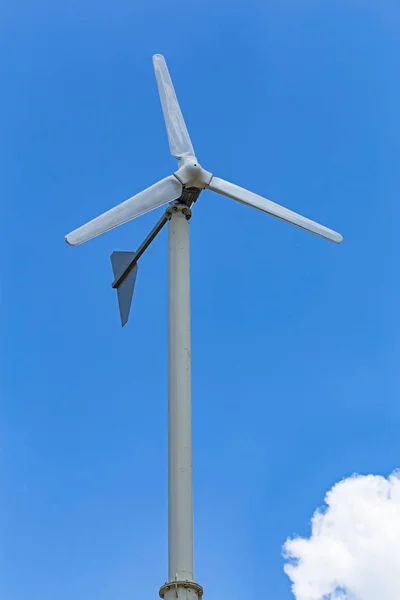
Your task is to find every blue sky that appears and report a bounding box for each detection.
[1,1,399,599]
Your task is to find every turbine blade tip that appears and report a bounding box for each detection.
[333,233,343,244]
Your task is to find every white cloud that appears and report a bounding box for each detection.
[283,471,400,600]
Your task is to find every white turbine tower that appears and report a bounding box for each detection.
[65,54,342,600]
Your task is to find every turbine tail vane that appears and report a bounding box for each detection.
[110,212,170,327]
[111,251,138,327]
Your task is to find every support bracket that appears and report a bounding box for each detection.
[166,203,192,221]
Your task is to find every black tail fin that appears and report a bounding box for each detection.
[110,251,138,327]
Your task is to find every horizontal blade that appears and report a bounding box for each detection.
[65,175,182,246]
[153,54,195,159]
[207,176,343,243]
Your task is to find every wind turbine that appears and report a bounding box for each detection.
[65,54,342,600]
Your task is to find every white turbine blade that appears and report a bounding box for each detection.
[207,176,343,243]
[65,175,182,246]
[153,54,195,159]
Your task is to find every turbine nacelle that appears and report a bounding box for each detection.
[175,157,213,190]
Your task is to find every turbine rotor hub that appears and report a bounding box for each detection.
[174,157,213,190]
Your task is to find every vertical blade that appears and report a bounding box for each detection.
[152,54,195,159]
[110,251,138,327]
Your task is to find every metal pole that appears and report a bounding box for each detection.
[159,203,203,600]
